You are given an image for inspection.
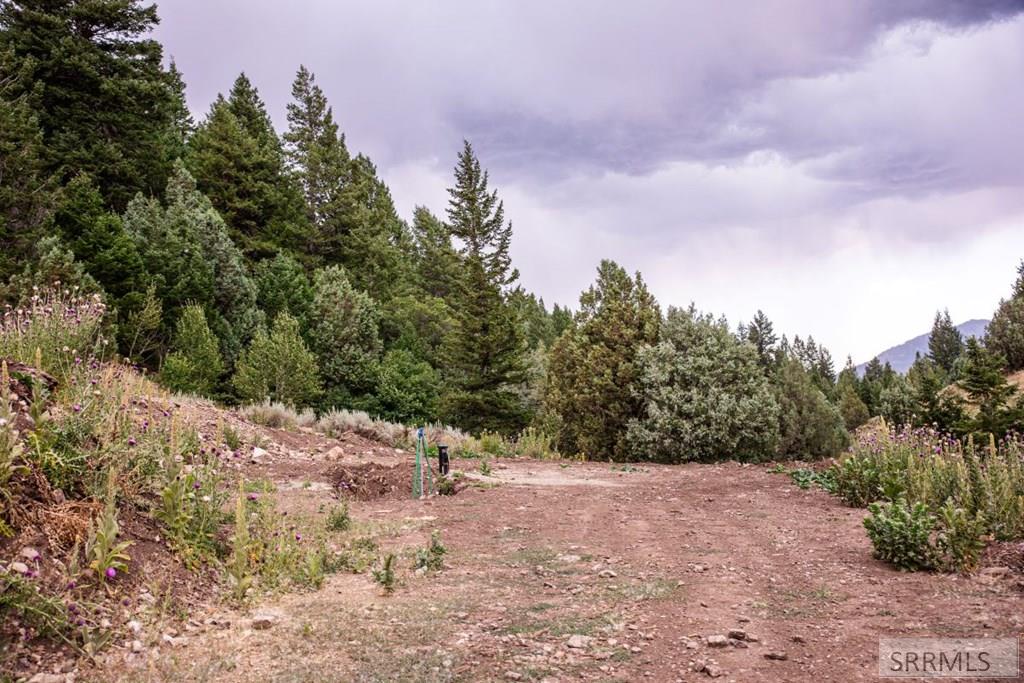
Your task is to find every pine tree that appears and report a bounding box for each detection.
[545,260,660,459]
[160,305,224,396]
[307,266,382,408]
[187,89,306,257]
[441,141,526,433]
[0,0,179,208]
[124,162,262,362]
[337,154,414,300]
[957,338,1019,437]
[835,357,870,430]
[987,261,1024,371]
[774,357,848,459]
[907,355,963,430]
[0,55,56,283]
[254,253,313,331]
[927,309,964,375]
[746,310,778,369]
[233,312,321,407]
[54,174,145,306]
[284,66,352,261]
[411,206,460,299]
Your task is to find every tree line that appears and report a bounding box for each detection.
[3,1,1023,462]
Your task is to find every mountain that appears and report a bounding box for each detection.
[857,319,989,375]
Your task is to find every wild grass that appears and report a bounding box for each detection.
[240,400,316,431]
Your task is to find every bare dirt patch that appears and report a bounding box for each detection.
[91,454,1024,683]
[330,461,414,500]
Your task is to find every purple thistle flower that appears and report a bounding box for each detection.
[105,567,117,579]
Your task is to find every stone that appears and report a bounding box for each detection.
[706,635,729,648]
[251,447,269,462]
[252,613,278,630]
[765,651,788,661]
[598,569,618,579]
[727,629,747,641]
[21,547,41,561]
[28,674,64,683]
[127,620,143,634]
[10,561,29,574]
[703,663,725,678]
[566,634,593,649]
[504,672,522,681]
[130,640,144,653]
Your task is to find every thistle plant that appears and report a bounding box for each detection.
[85,495,132,585]
[0,361,28,537]
[226,483,254,601]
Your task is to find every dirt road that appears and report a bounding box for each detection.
[103,452,1023,682]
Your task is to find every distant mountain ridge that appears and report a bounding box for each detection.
[857,319,989,375]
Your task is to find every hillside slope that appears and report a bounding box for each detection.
[857,319,988,374]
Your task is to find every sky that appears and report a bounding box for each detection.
[154,0,1024,364]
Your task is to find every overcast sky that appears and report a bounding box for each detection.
[154,0,1024,364]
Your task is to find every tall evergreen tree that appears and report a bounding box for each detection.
[335,154,414,300]
[186,80,307,257]
[411,206,460,300]
[987,261,1024,371]
[54,173,144,306]
[0,0,178,208]
[545,260,660,459]
[124,161,262,363]
[0,52,56,283]
[746,310,778,369]
[441,141,526,433]
[284,65,351,261]
[927,309,964,375]
[957,338,1020,437]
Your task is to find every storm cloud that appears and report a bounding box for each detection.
[155,0,1024,362]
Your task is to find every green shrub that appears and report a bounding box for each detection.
[240,400,315,431]
[514,427,559,459]
[326,502,351,532]
[159,304,223,396]
[233,312,321,407]
[934,501,986,573]
[627,306,779,462]
[154,454,226,563]
[414,531,447,572]
[863,498,936,571]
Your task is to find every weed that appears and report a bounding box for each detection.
[414,531,447,572]
[787,468,836,492]
[326,502,352,531]
[85,491,133,585]
[222,422,243,451]
[863,498,936,571]
[373,553,397,593]
[479,460,492,476]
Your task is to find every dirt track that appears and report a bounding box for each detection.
[101,452,1024,683]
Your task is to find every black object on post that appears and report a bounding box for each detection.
[438,445,450,476]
